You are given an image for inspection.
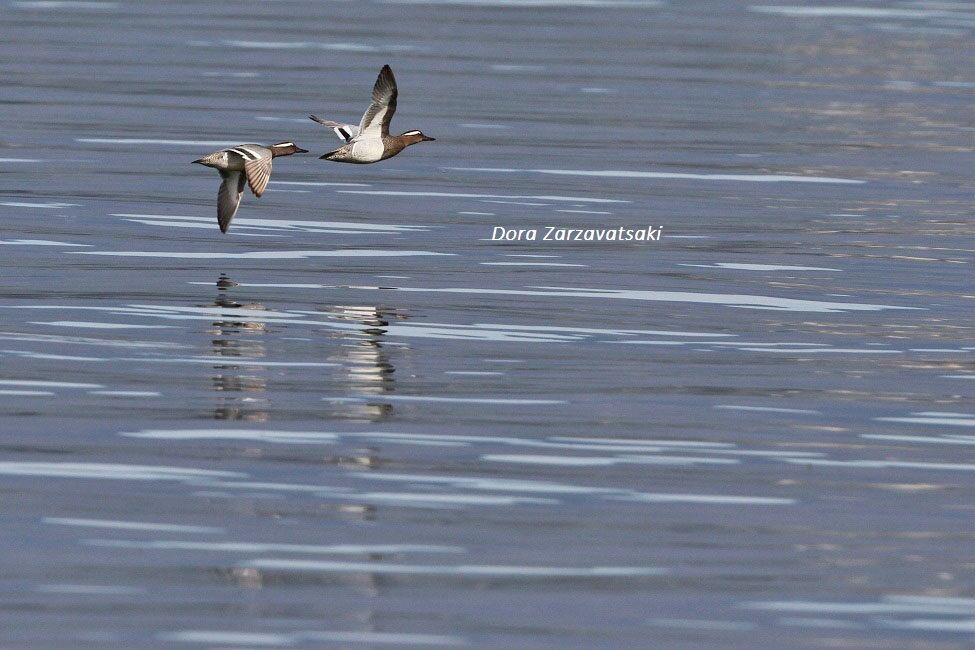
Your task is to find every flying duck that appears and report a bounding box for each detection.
[192,142,307,233]
[310,65,434,164]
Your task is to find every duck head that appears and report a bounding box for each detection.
[269,141,309,157]
[400,130,436,146]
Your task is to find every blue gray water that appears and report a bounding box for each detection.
[2,0,974,647]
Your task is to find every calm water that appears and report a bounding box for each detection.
[2,0,974,647]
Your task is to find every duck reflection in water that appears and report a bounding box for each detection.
[323,304,407,423]
[208,274,269,421]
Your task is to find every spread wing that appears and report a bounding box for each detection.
[356,64,397,139]
[244,156,272,197]
[309,115,359,143]
[217,170,245,234]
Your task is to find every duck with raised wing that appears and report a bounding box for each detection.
[309,65,434,164]
[192,141,307,233]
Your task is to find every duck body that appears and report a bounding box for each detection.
[192,141,306,233]
[320,133,425,164]
[310,65,434,164]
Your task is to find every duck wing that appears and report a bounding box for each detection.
[309,115,359,143]
[225,145,273,197]
[243,156,272,197]
[217,170,245,233]
[356,64,397,139]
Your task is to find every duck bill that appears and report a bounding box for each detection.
[295,147,309,154]
[191,158,205,164]
[421,135,436,142]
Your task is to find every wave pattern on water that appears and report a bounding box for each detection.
[448,167,867,184]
